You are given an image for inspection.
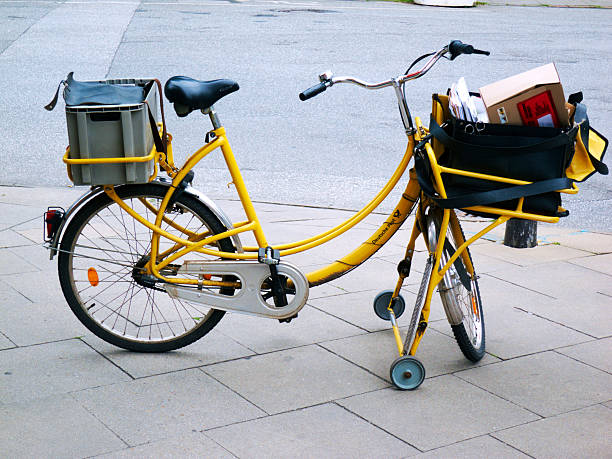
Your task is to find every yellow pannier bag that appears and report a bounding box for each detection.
[566,124,608,181]
[564,92,608,182]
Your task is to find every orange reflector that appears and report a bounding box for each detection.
[88,267,99,287]
[471,295,478,316]
[203,274,212,280]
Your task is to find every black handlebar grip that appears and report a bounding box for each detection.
[448,40,489,59]
[299,82,327,101]
[448,40,473,59]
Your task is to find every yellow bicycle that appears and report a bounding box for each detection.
[45,40,597,390]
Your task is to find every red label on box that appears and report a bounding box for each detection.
[517,90,560,128]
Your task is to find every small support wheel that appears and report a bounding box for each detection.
[389,356,426,390]
[373,290,405,321]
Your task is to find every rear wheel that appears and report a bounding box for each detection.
[426,208,485,362]
[58,183,236,352]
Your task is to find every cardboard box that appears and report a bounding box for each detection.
[479,63,569,127]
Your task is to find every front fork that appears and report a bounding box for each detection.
[387,203,466,357]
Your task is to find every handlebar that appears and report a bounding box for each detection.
[299,40,489,100]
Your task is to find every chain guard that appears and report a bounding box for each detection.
[164,260,309,320]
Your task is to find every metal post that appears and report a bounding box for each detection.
[503,219,537,248]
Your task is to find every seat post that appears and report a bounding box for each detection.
[202,106,222,129]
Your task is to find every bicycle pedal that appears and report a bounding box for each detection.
[278,313,298,323]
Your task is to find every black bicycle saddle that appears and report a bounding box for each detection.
[164,76,239,117]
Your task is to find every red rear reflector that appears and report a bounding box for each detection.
[44,207,64,242]
[45,210,58,236]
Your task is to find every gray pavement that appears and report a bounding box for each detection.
[1,184,611,457]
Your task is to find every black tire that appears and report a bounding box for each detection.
[58,183,236,352]
[426,208,485,362]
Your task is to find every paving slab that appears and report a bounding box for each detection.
[414,434,530,458]
[430,275,591,359]
[83,330,254,379]
[0,227,35,248]
[96,432,234,459]
[1,269,64,304]
[470,241,591,266]
[556,337,612,373]
[513,291,612,338]
[8,244,57,272]
[0,277,29,304]
[204,345,388,415]
[0,394,126,458]
[337,375,539,452]
[14,227,44,244]
[0,339,130,404]
[486,260,612,300]
[0,300,87,346]
[71,368,265,446]
[0,186,81,208]
[321,327,499,382]
[549,231,612,254]
[0,202,42,227]
[0,332,15,351]
[456,351,612,417]
[492,404,612,459]
[569,252,612,275]
[215,305,364,354]
[206,403,415,458]
[306,282,348,299]
[0,248,38,275]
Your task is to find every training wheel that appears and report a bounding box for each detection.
[373,290,405,321]
[389,356,426,390]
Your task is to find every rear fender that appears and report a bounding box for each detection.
[46,181,243,259]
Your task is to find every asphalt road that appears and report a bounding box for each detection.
[1,0,610,231]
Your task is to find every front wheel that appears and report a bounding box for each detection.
[57,183,236,352]
[426,208,485,362]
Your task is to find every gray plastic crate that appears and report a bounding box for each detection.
[65,78,159,186]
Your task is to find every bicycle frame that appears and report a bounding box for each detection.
[102,121,422,288]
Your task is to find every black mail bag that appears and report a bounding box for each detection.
[422,115,578,217]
